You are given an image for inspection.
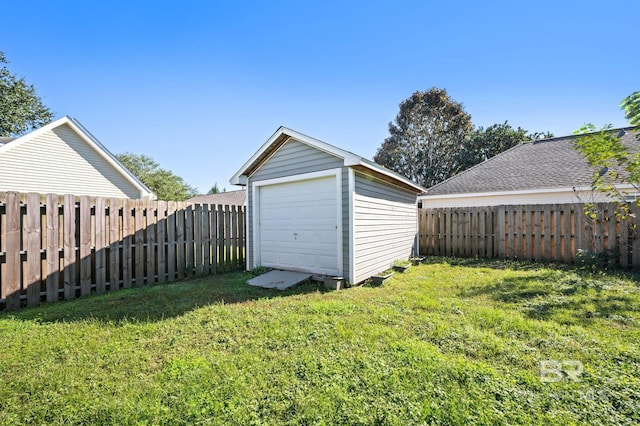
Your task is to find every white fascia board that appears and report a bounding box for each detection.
[419,185,639,201]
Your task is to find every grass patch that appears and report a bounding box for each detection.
[1,258,639,424]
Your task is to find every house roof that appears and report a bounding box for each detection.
[0,116,155,199]
[0,136,16,147]
[187,190,246,206]
[423,127,639,197]
[230,126,425,193]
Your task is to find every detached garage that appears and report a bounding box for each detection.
[230,127,425,285]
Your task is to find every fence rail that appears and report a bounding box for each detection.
[0,192,245,310]
[419,203,640,267]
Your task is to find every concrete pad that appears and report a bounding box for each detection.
[247,270,312,291]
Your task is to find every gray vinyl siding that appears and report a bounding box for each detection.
[250,140,343,182]
[353,172,417,283]
[0,124,141,198]
[246,138,344,270]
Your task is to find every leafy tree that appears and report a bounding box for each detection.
[208,183,226,194]
[0,52,53,136]
[573,91,640,215]
[116,153,197,201]
[455,122,554,173]
[374,88,473,188]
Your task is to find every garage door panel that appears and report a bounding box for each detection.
[258,175,339,276]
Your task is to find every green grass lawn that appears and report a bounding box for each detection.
[1,258,639,425]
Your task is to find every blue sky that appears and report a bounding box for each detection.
[2,0,637,193]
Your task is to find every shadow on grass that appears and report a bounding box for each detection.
[442,257,640,324]
[1,271,325,324]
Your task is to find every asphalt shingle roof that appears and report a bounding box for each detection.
[0,137,16,147]
[425,127,638,196]
[187,190,246,206]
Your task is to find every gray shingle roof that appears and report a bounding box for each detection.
[187,190,246,206]
[0,136,16,147]
[425,127,639,196]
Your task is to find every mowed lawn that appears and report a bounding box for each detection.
[0,258,639,425]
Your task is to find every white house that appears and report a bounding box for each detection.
[231,126,425,285]
[419,127,639,208]
[0,116,154,199]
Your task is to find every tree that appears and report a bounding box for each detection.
[0,52,53,136]
[573,91,640,215]
[208,183,226,194]
[115,153,197,201]
[374,88,473,188]
[455,122,554,174]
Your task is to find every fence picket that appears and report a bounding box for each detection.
[185,204,194,277]
[5,193,21,309]
[194,204,203,276]
[553,206,562,262]
[45,194,60,302]
[167,201,177,281]
[26,193,41,306]
[534,206,542,261]
[109,198,121,290]
[63,195,77,299]
[202,204,211,274]
[95,197,107,294]
[157,201,167,282]
[224,205,231,270]
[146,200,157,284]
[122,199,133,288]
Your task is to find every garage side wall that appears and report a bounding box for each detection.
[246,139,345,271]
[353,172,417,283]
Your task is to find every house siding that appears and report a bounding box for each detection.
[246,138,345,271]
[0,124,141,198]
[353,172,417,283]
[419,189,607,208]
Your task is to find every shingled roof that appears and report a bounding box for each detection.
[0,137,16,147]
[425,127,638,196]
[187,189,246,206]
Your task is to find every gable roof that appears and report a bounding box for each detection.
[423,127,639,197]
[187,189,246,206]
[0,116,155,199]
[230,126,425,193]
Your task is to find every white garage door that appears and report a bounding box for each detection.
[258,176,340,276]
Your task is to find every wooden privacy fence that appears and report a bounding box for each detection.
[419,203,640,267]
[0,192,245,310]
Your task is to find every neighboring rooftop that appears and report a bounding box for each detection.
[424,127,639,196]
[187,189,246,206]
[0,137,16,147]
